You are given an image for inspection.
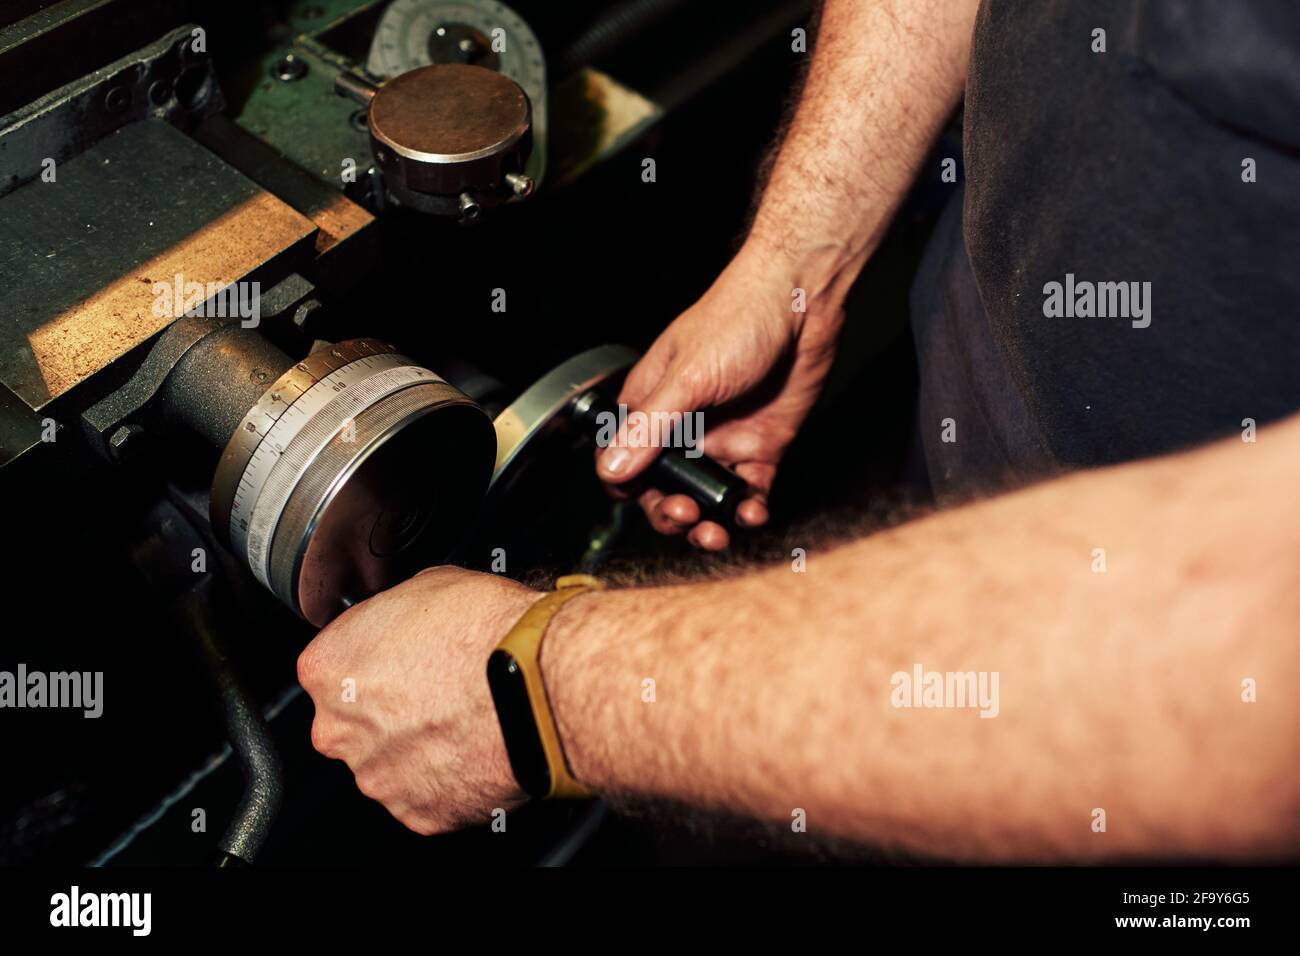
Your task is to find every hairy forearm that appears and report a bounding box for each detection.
[543,421,1300,860]
[746,0,979,309]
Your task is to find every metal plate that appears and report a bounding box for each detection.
[0,120,316,409]
[490,343,637,491]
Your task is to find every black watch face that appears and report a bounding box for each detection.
[487,650,552,799]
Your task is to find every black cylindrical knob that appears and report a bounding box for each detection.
[572,392,747,525]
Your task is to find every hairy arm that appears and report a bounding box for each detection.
[548,419,1300,860]
[596,0,981,548]
[747,0,979,307]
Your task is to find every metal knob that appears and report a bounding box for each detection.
[366,63,533,218]
[206,338,496,626]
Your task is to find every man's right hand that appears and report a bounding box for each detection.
[595,0,981,549]
[596,243,844,550]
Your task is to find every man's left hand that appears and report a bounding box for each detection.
[297,566,541,834]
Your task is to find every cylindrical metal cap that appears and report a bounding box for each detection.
[368,63,532,210]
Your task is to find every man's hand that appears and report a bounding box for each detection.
[598,0,980,550]
[597,245,842,551]
[297,567,540,835]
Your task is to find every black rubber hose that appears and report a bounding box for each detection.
[553,0,692,78]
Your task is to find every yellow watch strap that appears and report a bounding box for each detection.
[495,574,606,798]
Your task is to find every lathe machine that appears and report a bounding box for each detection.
[0,0,933,866]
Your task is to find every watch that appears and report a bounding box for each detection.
[487,574,604,799]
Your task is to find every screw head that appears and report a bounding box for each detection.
[105,86,131,113]
[273,53,308,82]
[505,172,535,198]
[458,192,482,224]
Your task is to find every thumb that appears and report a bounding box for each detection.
[596,375,698,484]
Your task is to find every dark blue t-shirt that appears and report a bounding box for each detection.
[912,0,1300,498]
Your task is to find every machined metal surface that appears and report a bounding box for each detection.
[0,119,317,410]
[366,0,548,188]
[491,343,638,493]
[366,0,545,95]
[231,0,548,218]
[161,322,297,451]
[81,278,321,463]
[368,63,532,215]
[211,338,495,626]
[192,116,377,281]
[231,357,438,585]
[371,64,527,165]
[274,382,491,624]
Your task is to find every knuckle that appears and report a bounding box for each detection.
[309,718,337,757]
[296,644,321,690]
[414,564,452,580]
[353,769,384,801]
[675,361,715,402]
[402,814,442,837]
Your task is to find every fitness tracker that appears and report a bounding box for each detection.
[487,574,604,799]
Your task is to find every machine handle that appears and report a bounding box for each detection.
[572,392,747,525]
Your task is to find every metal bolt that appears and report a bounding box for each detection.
[273,53,308,82]
[336,72,379,105]
[105,86,131,113]
[505,172,535,198]
[458,192,482,224]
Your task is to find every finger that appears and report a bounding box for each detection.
[735,496,769,527]
[297,636,328,693]
[597,376,695,485]
[731,460,777,497]
[687,521,730,551]
[658,493,701,527]
[595,447,636,500]
[309,716,342,759]
[638,488,689,536]
[617,339,673,409]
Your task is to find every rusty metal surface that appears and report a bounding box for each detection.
[368,63,532,211]
[370,63,528,161]
[0,119,317,410]
[191,115,376,268]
